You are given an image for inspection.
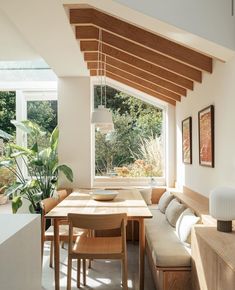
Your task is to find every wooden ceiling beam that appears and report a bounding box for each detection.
[78,31,202,82]
[88,62,181,101]
[90,69,176,106]
[70,9,212,73]
[84,51,193,90]
[87,57,187,96]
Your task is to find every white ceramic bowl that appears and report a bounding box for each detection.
[91,190,118,201]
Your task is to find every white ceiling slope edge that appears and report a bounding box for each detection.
[63,0,235,62]
[0,0,88,77]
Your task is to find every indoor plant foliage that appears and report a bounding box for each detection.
[0,120,73,213]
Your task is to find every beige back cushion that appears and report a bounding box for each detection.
[176,208,200,244]
[139,188,152,205]
[165,199,186,227]
[158,191,174,213]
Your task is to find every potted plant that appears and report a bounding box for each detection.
[0,120,73,213]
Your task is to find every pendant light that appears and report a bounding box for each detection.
[91,29,114,133]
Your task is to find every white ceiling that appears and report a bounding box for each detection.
[115,0,235,52]
[0,0,88,77]
[0,0,234,78]
[0,10,38,60]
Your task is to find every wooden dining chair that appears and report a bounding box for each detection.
[67,213,128,290]
[41,191,87,273]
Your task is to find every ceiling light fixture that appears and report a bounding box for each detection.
[91,29,114,133]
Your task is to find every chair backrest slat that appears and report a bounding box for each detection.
[68,213,127,231]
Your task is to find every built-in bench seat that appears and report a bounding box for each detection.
[146,205,191,268]
[145,188,196,290]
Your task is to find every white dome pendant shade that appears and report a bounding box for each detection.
[91,105,113,124]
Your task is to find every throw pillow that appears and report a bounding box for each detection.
[158,190,174,213]
[176,208,200,244]
[165,199,186,227]
[139,188,152,205]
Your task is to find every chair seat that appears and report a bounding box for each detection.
[45,225,86,241]
[73,236,122,255]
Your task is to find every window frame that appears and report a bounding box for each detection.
[92,83,167,187]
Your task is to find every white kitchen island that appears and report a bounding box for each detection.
[0,214,41,290]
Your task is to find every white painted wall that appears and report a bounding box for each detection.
[176,56,235,197]
[115,0,235,51]
[0,214,41,290]
[166,104,176,188]
[58,77,93,188]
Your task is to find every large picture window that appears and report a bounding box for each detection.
[94,86,165,182]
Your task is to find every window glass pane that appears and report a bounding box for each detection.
[27,100,57,150]
[94,86,164,178]
[0,91,16,188]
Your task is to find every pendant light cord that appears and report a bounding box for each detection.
[104,54,107,107]
[98,29,103,106]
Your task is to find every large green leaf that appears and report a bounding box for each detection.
[10,151,28,158]
[9,143,33,156]
[5,183,24,197]
[56,165,73,182]
[11,120,46,138]
[11,120,31,134]
[0,159,14,168]
[38,148,52,165]
[50,126,59,151]
[30,141,39,153]
[12,196,23,213]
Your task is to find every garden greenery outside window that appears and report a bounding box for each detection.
[27,99,58,150]
[94,86,165,186]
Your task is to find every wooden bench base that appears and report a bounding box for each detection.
[146,239,191,290]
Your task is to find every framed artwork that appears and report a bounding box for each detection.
[198,105,214,167]
[182,117,192,164]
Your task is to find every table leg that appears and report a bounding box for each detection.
[54,219,60,290]
[139,218,145,290]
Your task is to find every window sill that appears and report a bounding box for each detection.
[93,176,166,188]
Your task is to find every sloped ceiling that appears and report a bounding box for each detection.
[69,7,214,105]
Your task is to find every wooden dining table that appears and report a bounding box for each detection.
[46,189,152,290]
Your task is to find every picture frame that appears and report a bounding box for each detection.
[198,105,214,167]
[182,117,192,164]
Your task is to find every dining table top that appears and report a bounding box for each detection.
[46,189,153,219]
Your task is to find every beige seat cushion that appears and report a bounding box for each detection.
[165,199,186,227]
[158,190,174,213]
[145,208,191,267]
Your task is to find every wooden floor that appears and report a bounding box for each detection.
[42,242,155,290]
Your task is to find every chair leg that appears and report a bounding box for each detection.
[67,256,72,290]
[88,259,92,269]
[49,241,53,268]
[122,257,128,290]
[83,259,86,286]
[77,259,81,288]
